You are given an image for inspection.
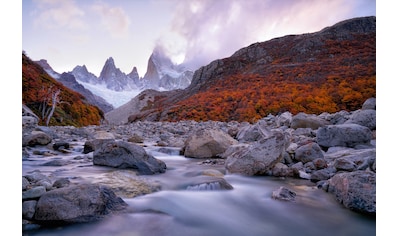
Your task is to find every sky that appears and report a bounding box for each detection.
[22,0,376,77]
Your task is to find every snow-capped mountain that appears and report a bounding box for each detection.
[142,47,193,90]
[35,48,194,110]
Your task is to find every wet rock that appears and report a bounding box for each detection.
[22,131,52,147]
[22,200,37,220]
[184,176,233,191]
[22,186,46,200]
[52,178,71,188]
[53,142,70,151]
[22,177,30,191]
[272,186,296,202]
[34,183,128,224]
[310,169,332,183]
[93,140,167,175]
[41,159,72,166]
[328,171,376,215]
[94,170,162,198]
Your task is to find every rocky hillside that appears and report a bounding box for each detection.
[120,16,375,123]
[22,53,104,127]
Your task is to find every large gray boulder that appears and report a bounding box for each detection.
[235,119,269,142]
[328,171,376,215]
[294,142,324,163]
[225,131,287,175]
[34,184,127,224]
[290,112,330,130]
[344,109,376,130]
[93,140,167,175]
[316,124,372,148]
[183,129,238,158]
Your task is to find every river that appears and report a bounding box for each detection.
[22,142,376,236]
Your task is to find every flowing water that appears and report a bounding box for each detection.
[23,143,376,236]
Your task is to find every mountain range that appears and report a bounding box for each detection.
[36,48,194,109]
[105,16,376,124]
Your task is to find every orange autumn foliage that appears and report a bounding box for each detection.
[22,53,103,126]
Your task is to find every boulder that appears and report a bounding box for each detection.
[272,186,296,202]
[236,119,269,142]
[290,112,330,130]
[93,140,167,175]
[225,131,287,175]
[276,111,293,127]
[344,109,376,130]
[22,131,52,147]
[316,124,372,148]
[34,184,128,224]
[294,142,324,163]
[328,171,376,215]
[183,129,238,158]
[362,97,376,110]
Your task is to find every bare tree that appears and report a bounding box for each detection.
[38,86,62,126]
[45,89,61,126]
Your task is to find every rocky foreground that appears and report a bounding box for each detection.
[22,98,376,230]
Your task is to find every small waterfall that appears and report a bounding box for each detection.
[186,182,221,191]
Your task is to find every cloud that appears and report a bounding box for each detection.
[157,0,375,70]
[32,0,87,30]
[91,2,131,39]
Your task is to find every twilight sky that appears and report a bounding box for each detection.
[22,0,376,77]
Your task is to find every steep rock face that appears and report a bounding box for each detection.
[71,65,99,84]
[123,16,376,122]
[142,47,193,90]
[58,73,114,113]
[35,59,61,79]
[98,57,139,91]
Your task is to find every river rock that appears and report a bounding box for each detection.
[225,131,286,175]
[34,183,128,224]
[183,129,238,158]
[22,131,52,147]
[272,186,296,202]
[93,140,167,175]
[183,176,233,191]
[327,171,376,215]
[294,142,324,163]
[22,200,37,220]
[22,186,46,200]
[316,124,372,148]
[290,112,330,130]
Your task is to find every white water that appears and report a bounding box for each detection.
[23,145,375,236]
